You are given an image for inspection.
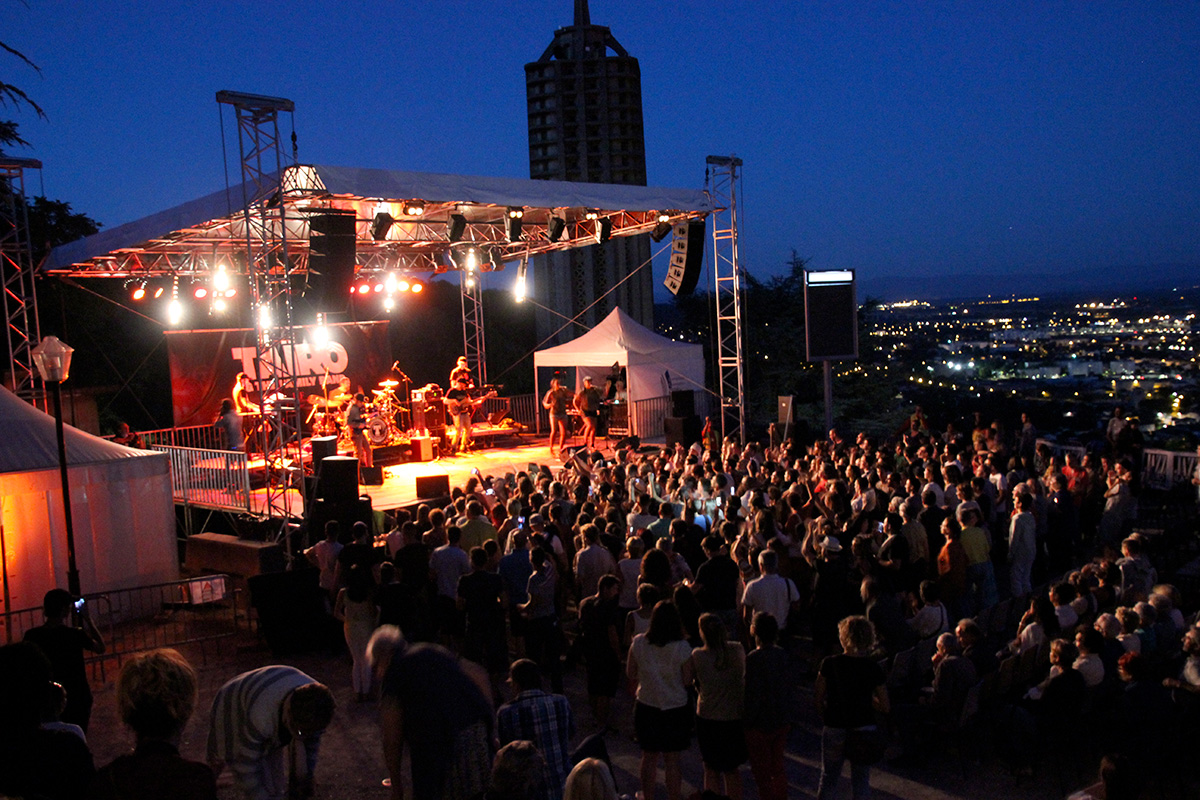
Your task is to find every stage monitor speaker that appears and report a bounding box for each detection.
[311,436,338,469]
[663,219,705,296]
[415,474,450,499]
[670,389,695,418]
[318,455,359,503]
[307,213,357,312]
[804,272,858,361]
[360,465,384,485]
[664,415,704,449]
[307,495,373,545]
[487,409,510,425]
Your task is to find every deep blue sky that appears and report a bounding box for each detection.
[7,1,1199,291]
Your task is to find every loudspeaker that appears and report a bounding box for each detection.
[360,465,384,485]
[307,495,373,545]
[804,274,858,360]
[615,434,641,450]
[410,436,435,462]
[670,390,695,418]
[311,436,338,468]
[415,474,450,499]
[664,415,703,449]
[663,219,705,296]
[318,455,359,503]
[248,568,329,655]
[307,213,357,312]
[487,409,511,425]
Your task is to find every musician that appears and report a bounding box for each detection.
[449,356,474,389]
[232,372,259,414]
[542,376,574,457]
[346,393,372,469]
[603,362,625,402]
[444,376,475,455]
[574,375,603,450]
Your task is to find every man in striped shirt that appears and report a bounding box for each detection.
[207,666,335,800]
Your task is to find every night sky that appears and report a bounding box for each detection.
[7,1,1199,292]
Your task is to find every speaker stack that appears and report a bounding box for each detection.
[308,455,372,545]
[306,212,357,313]
[663,219,706,296]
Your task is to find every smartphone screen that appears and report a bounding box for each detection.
[74,598,85,611]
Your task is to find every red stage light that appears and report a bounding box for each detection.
[411,282,423,293]
[194,287,208,299]
[355,283,370,294]
[132,287,146,300]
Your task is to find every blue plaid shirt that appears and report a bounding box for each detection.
[497,689,574,800]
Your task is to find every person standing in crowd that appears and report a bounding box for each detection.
[744,612,791,800]
[497,659,575,800]
[741,549,799,636]
[88,649,216,800]
[215,398,245,483]
[431,526,471,650]
[207,667,335,800]
[815,615,888,800]
[334,563,379,702]
[543,376,574,458]
[522,547,565,693]
[458,546,509,699]
[627,600,694,800]
[577,574,623,730]
[1009,490,1037,598]
[691,613,748,800]
[574,375,603,450]
[24,588,106,732]
[304,520,344,604]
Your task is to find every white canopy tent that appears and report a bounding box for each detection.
[0,387,177,614]
[533,307,706,436]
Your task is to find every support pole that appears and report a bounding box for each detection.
[823,361,834,438]
[50,380,80,597]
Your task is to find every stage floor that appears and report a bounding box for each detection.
[194,432,619,517]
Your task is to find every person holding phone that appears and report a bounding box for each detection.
[23,589,106,733]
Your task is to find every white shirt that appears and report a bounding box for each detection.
[630,636,692,710]
[742,573,798,629]
[1073,653,1105,688]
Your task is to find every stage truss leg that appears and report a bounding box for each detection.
[461,269,487,386]
[0,158,44,407]
[706,155,746,444]
[217,91,304,525]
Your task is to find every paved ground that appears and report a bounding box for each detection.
[81,623,1142,800]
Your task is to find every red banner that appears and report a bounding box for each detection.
[166,321,392,426]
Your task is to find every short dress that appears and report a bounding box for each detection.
[630,635,694,752]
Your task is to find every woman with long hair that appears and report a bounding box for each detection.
[691,613,747,800]
[334,563,379,702]
[627,601,694,800]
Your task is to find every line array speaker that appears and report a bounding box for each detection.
[663,219,705,296]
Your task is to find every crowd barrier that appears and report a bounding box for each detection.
[1039,438,1199,491]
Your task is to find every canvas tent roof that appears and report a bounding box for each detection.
[0,386,155,474]
[43,164,714,276]
[535,306,701,369]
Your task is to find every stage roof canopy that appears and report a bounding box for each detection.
[44,164,715,278]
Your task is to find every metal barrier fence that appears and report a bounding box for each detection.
[631,394,672,440]
[152,445,251,512]
[1,574,243,683]
[1038,438,1199,491]
[139,423,224,450]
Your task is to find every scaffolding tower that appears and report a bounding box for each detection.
[460,267,487,388]
[216,91,304,523]
[0,157,43,406]
[706,155,745,443]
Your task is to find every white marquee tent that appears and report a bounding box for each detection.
[0,387,177,615]
[533,307,706,435]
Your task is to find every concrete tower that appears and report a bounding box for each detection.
[525,0,653,343]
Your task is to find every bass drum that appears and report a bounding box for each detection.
[366,414,392,445]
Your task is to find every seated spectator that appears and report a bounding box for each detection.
[487,740,546,800]
[1050,583,1080,631]
[1163,627,1200,696]
[1067,752,1140,800]
[955,618,998,677]
[1002,595,1059,658]
[563,758,618,800]
[1073,628,1107,688]
[1093,613,1128,680]
[1115,606,1142,654]
[908,580,951,640]
[88,649,216,800]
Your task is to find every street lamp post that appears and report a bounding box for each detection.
[31,336,79,597]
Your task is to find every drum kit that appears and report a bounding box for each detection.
[306,379,409,449]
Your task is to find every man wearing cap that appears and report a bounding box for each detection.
[449,356,474,389]
[574,376,603,450]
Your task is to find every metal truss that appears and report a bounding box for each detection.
[217,91,303,525]
[460,269,487,387]
[706,155,746,444]
[0,158,42,406]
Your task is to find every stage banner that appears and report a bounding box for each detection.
[166,321,392,427]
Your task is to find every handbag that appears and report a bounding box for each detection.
[844,724,887,765]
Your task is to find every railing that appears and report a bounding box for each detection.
[152,445,251,512]
[1,574,243,683]
[139,423,224,450]
[631,394,672,440]
[1038,438,1199,491]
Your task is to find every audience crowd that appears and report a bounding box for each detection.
[3,404,1200,800]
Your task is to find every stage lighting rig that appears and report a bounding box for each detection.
[403,200,425,216]
[505,207,524,242]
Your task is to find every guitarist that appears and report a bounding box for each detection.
[445,376,485,455]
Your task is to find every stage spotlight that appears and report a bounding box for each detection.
[598,217,613,243]
[258,304,272,329]
[397,278,411,292]
[212,297,228,314]
[515,257,528,302]
[167,298,183,326]
[505,210,523,242]
[447,213,467,242]
[373,282,384,293]
[153,285,165,299]
[547,216,566,243]
[213,263,231,292]
[371,212,395,241]
[194,286,209,299]
[383,296,395,312]
[132,282,146,301]
[466,275,476,289]
[403,200,424,216]
[411,281,424,293]
[355,282,370,294]
[224,287,237,298]
[585,209,599,220]
[313,314,329,346]
[465,247,478,272]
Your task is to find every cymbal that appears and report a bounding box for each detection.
[372,388,389,396]
[379,379,400,387]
